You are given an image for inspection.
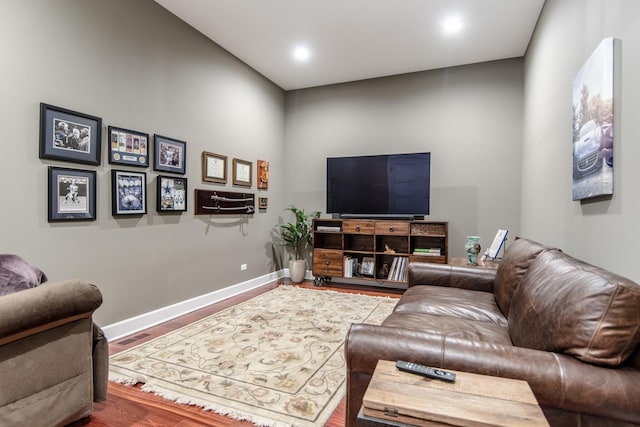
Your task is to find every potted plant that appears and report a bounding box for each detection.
[280,205,320,283]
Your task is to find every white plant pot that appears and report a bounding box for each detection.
[288,259,306,283]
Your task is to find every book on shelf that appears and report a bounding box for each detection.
[344,256,354,278]
[316,225,341,232]
[387,258,398,281]
[412,247,441,256]
[387,256,408,281]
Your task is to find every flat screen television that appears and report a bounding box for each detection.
[326,152,430,219]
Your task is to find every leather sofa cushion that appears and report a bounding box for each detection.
[509,250,640,366]
[0,254,48,296]
[494,238,556,317]
[383,311,512,345]
[394,285,508,327]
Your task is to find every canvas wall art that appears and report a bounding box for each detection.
[572,38,615,201]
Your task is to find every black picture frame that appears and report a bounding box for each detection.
[153,135,186,174]
[48,166,96,222]
[108,126,150,167]
[157,175,188,212]
[112,170,147,216]
[39,103,102,165]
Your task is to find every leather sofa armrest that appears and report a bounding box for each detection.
[0,280,103,344]
[345,324,640,425]
[408,262,496,292]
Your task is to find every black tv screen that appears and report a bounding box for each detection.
[326,152,430,218]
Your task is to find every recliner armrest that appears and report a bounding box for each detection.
[0,280,103,344]
[408,262,496,292]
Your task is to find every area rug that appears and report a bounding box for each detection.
[109,285,397,426]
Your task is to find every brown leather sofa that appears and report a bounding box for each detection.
[345,238,640,426]
[0,255,107,427]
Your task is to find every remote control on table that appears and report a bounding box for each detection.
[396,360,456,382]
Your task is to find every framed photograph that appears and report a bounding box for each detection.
[112,170,146,216]
[154,135,186,174]
[257,159,269,189]
[39,103,102,165]
[157,175,187,212]
[108,126,149,167]
[48,166,96,222]
[202,151,227,184]
[233,158,252,187]
[258,197,268,209]
[360,256,375,277]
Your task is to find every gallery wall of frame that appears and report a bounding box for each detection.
[199,151,270,214]
[41,102,270,223]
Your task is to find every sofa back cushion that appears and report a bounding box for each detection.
[494,238,555,316]
[0,254,48,296]
[509,250,640,366]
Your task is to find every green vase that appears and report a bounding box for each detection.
[465,236,481,266]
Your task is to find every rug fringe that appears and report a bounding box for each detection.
[139,383,288,427]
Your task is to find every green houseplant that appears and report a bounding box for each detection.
[280,205,320,282]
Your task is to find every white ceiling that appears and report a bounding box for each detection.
[154,0,545,91]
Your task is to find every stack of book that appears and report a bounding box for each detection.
[412,248,442,257]
[316,225,341,232]
[387,257,408,282]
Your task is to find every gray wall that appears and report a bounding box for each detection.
[522,0,640,281]
[4,0,638,329]
[284,60,524,258]
[0,0,285,326]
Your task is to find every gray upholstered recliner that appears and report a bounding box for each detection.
[0,255,107,427]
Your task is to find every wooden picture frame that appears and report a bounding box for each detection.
[232,158,252,187]
[202,151,227,184]
[157,175,187,212]
[112,170,147,216]
[153,135,186,174]
[39,103,102,165]
[108,126,149,167]
[48,166,96,222]
[257,159,269,189]
[259,197,268,209]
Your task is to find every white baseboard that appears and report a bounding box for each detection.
[102,270,286,341]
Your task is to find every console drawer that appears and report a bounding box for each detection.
[312,249,343,276]
[342,220,375,234]
[375,221,409,235]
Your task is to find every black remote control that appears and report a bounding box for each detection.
[396,360,456,382]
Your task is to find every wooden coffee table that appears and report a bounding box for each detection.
[360,360,548,427]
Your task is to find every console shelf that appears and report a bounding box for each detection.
[312,219,448,286]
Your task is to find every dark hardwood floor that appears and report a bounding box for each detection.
[71,279,402,427]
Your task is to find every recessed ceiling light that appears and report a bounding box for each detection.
[293,46,311,62]
[442,14,464,35]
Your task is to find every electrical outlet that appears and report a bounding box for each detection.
[240,264,248,271]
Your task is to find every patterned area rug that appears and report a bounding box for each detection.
[109,285,397,426]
